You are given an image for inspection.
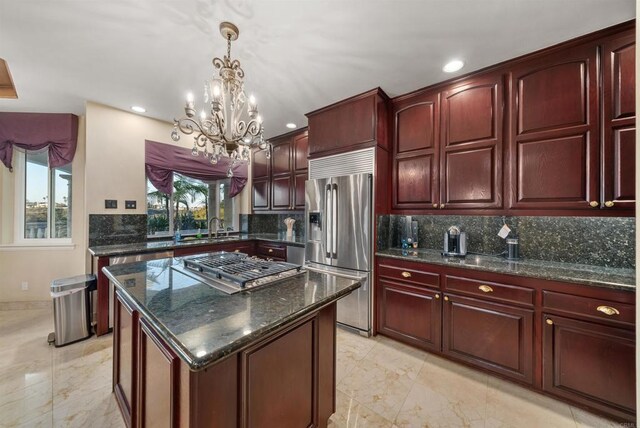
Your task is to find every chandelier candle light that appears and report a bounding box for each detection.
[171,22,270,177]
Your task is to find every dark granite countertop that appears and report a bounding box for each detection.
[88,233,305,257]
[376,248,635,291]
[102,258,360,370]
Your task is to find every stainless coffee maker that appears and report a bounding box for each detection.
[442,226,467,257]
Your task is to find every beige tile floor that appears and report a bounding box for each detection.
[0,308,626,428]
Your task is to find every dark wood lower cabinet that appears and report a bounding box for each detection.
[442,294,533,384]
[114,293,337,428]
[138,318,180,428]
[377,279,441,352]
[375,256,636,423]
[542,314,636,420]
[114,292,138,428]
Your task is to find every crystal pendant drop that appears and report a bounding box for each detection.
[191,146,199,156]
[227,167,234,178]
[210,155,218,165]
[171,128,180,142]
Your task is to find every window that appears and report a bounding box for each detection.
[146,174,237,237]
[16,150,72,240]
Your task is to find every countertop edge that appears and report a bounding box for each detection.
[103,265,361,371]
[375,251,635,292]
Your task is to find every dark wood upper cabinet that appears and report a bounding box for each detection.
[392,91,440,209]
[440,73,503,209]
[251,128,308,212]
[603,30,635,210]
[306,88,389,158]
[508,43,599,210]
[252,147,271,180]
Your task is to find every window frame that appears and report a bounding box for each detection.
[12,150,73,244]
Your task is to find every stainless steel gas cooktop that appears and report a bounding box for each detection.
[172,251,305,294]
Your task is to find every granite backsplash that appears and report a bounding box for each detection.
[377,215,635,269]
[88,214,148,247]
[240,213,305,237]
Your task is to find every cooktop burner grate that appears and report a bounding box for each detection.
[182,252,303,288]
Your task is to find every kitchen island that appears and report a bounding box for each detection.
[102,256,361,428]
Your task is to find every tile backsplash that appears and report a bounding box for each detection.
[378,215,635,269]
[88,214,147,247]
[240,213,305,237]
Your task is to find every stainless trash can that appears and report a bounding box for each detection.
[50,274,96,347]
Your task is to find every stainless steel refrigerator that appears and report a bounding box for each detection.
[305,173,372,335]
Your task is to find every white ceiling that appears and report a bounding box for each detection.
[0,0,635,139]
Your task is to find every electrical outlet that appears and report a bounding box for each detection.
[105,199,117,209]
[125,200,136,209]
[21,281,28,291]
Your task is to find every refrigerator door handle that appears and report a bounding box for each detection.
[325,184,332,259]
[332,183,338,259]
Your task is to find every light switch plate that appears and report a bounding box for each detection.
[125,200,136,209]
[105,199,117,209]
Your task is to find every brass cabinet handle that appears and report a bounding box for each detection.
[546,318,554,325]
[604,201,615,208]
[589,201,599,208]
[478,285,494,293]
[435,293,440,299]
[597,305,620,316]
[234,249,240,253]
[444,296,449,301]
[401,271,412,278]
[440,204,445,209]
[268,249,273,253]
[432,203,438,208]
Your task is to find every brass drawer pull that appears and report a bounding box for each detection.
[401,271,412,278]
[234,249,240,253]
[268,249,273,253]
[435,293,440,299]
[432,203,438,208]
[604,201,615,208]
[440,204,445,209]
[478,285,493,293]
[597,305,620,316]
[444,296,449,301]
[546,318,554,325]
[589,201,599,208]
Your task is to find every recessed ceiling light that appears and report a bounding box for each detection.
[286,123,296,129]
[443,60,464,73]
[131,106,146,113]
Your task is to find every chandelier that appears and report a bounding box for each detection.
[171,22,270,177]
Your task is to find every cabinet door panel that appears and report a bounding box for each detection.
[517,135,587,202]
[440,74,502,209]
[252,148,270,179]
[395,154,436,207]
[252,179,270,211]
[397,103,436,153]
[114,293,137,427]
[272,141,292,176]
[443,294,533,384]
[271,175,292,209]
[445,85,495,145]
[378,279,441,352]
[517,62,587,134]
[138,319,179,428]
[444,146,495,203]
[293,132,309,171]
[243,320,315,428]
[509,44,599,210]
[603,31,635,210]
[543,314,635,418]
[294,171,307,210]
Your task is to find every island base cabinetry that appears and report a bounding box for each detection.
[114,290,337,428]
[375,256,635,423]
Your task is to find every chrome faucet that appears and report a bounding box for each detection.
[208,217,220,239]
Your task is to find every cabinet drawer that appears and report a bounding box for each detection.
[378,261,440,289]
[256,242,287,260]
[444,275,534,307]
[543,291,634,327]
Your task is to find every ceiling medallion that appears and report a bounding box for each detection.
[171,21,269,177]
